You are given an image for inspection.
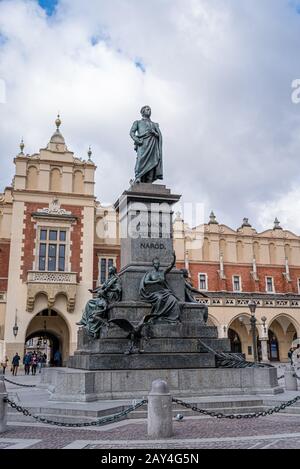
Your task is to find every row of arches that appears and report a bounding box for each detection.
[26,166,84,193]
[202,237,292,264]
[208,313,299,362]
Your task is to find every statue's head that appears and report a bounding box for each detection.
[108,266,117,276]
[181,268,189,279]
[141,105,151,118]
[152,257,160,270]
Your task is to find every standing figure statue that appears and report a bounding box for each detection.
[181,268,208,324]
[139,252,181,322]
[76,266,122,339]
[130,105,163,184]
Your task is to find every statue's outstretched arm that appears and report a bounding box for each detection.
[165,251,176,274]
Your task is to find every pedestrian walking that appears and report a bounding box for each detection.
[292,344,300,366]
[53,350,62,367]
[11,353,20,376]
[31,353,37,375]
[288,347,294,365]
[1,356,9,375]
[23,352,31,375]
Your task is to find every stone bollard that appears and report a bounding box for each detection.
[0,375,8,433]
[148,379,173,438]
[285,365,298,391]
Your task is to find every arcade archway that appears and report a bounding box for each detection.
[25,309,70,365]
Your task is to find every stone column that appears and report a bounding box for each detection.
[148,379,173,438]
[0,375,8,433]
[260,338,269,363]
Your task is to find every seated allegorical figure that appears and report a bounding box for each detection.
[139,252,181,323]
[77,266,122,339]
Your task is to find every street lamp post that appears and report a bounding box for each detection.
[239,307,268,363]
[248,300,258,362]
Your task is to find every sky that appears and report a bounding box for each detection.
[1,0,300,232]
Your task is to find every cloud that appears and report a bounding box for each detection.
[1,0,300,233]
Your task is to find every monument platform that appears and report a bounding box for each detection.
[60,182,281,401]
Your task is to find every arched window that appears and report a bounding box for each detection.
[50,168,61,192]
[27,166,38,190]
[253,241,260,263]
[73,170,84,193]
[237,240,243,262]
[220,239,227,262]
[269,243,276,264]
[284,244,291,263]
[203,237,209,261]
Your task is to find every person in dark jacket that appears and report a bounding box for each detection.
[53,350,62,367]
[12,353,20,376]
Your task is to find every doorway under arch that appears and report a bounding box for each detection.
[25,309,70,366]
[228,328,242,353]
[268,330,280,362]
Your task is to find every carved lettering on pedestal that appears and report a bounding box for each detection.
[140,242,166,250]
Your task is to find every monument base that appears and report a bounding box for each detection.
[41,367,283,402]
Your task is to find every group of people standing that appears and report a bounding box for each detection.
[1,351,47,376]
[23,351,47,375]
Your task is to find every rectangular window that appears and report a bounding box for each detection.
[49,230,58,241]
[58,245,66,272]
[59,231,66,242]
[298,279,300,294]
[38,228,67,272]
[48,244,57,271]
[40,230,47,241]
[266,277,275,293]
[233,275,241,292]
[199,273,208,291]
[39,243,46,271]
[99,257,115,284]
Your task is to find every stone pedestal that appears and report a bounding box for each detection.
[63,182,282,401]
[43,366,282,402]
[285,366,297,391]
[115,183,181,270]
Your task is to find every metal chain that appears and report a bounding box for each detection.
[172,396,300,419]
[3,377,36,388]
[4,397,147,427]
[277,375,285,380]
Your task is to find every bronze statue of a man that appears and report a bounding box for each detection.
[130,106,163,184]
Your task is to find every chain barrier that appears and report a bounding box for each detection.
[277,375,285,380]
[3,377,36,388]
[3,397,147,428]
[172,396,300,419]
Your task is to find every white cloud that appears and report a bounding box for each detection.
[1,0,300,233]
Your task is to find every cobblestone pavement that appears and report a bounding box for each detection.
[2,414,300,449]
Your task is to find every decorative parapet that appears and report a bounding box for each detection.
[27,271,77,313]
[200,295,300,308]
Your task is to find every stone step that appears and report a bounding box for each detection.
[8,401,267,423]
[107,303,208,324]
[69,352,216,371]
[129,406,266,419]
[75,338,231,355]
[92,324,218,341]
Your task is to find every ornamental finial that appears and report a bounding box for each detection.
[19,138,25,154]
[55,113,61,131]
